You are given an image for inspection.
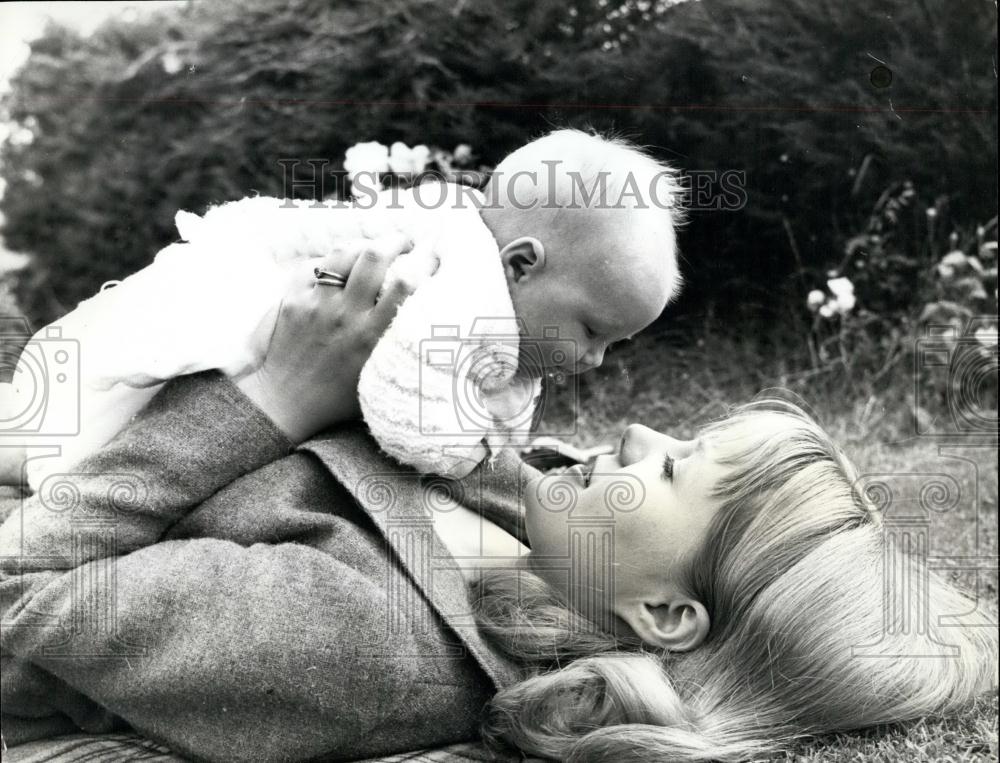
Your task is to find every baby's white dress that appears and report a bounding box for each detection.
[9,183,539,489]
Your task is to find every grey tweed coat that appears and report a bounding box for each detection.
[0,372,537,762]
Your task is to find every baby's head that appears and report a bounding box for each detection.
[480,129,683,375]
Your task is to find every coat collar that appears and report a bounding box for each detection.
[299,424,534,690]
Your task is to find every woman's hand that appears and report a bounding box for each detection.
[238,234,436,443]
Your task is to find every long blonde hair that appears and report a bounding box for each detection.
[471,401,997,761]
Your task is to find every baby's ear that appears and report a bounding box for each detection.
[499,237,545,282]
[174,210,203,242]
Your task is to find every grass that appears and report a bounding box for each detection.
[783,693,998,762]
[539,323,999,762]
[4,261,995,758]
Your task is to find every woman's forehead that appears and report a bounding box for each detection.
[700,413,801,458]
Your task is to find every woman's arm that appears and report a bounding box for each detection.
[1,238,440,758]
[0,234,431,565]
[0,371,293,568]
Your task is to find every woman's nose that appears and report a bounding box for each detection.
[619,424,695,465]
[618,423,659,465]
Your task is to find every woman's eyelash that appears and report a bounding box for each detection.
[663,453,674,480]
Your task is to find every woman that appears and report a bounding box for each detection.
[1,241,994,762]
[476,408,998,760]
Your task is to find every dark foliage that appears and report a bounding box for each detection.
[1,0,996,327]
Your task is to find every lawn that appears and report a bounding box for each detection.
[540,323,999,762]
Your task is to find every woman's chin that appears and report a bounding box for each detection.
[522,473,579,561]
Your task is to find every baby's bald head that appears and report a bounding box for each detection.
[482,129,683,297]
[480,130,684,373]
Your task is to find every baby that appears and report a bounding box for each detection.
[5,129,682,485]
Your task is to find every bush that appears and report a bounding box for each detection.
[1,0,996,338]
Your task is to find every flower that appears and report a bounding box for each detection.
[974,325,999,347]
[431,148,453,173]
[936,263,956,280]
[387,142,430,175]
[826,277,856,315]
[833,293,856,314]
[161,49,183,75]
[453,144,473,165]
[827,277,851,296]
[940,250,968,268]
[343,141,390,183]
[8,125,33,147]
[807,290,826,311]
[926,207,938,219]
[818,302,836,319]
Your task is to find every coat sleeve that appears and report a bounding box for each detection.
[0,372,456,762]
[1,371,294,564]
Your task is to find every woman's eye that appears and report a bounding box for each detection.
[662,453,674,480]
[584,325,596,339]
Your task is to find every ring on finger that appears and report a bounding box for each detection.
[314,267,348,288]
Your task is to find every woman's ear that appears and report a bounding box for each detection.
[499,237,545,283]
[616,594,710,652]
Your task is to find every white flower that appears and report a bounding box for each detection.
[387,142,430,175]
[925,207,938,219]
[453,143,473,164]
[827,276,854,299]
[936,262,956,280]
[807,289,826,311]
[343,141,389,183]
[826,277,856,315]
[832,291,856,314]
[161,49,183,74]
[818,302,836,319]
[974,325,999,347]
[431,148,452,173]
[8,125,33,147]
[940,250,968,268]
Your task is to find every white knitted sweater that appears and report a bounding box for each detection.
[15,184,538,489]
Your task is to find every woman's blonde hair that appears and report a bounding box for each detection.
[471,401,997,761]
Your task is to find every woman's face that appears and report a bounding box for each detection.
[524,423,728,624]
